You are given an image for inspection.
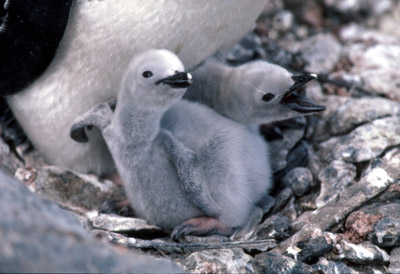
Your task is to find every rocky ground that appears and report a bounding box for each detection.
[1,0,400,273]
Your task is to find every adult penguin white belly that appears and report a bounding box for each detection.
[6,0,267,175]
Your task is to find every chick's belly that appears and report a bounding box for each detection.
[129,157,202,230]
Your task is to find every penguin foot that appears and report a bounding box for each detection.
[171,217,233,241]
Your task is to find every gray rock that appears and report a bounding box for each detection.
[389,247,400,274]
[350,265,387,274]
[361,69,400,100]
[277,166,395,253]
[0,138,24,175]
[372,147,400,180]
[347,42,400,100]
[348,43,400,71]
[324,0,394,16]
[226,32,265,63]
[280,196,298,221]
[312,257,359,274]
[339,23,399,44]
[294,236,333,264]
[318,116,400,163]
[316,160,357,208]
[282,167,313,197]
[372,181,400,204]
[308,95,349,143]
[179,248,254,274]
[272,187,293,213]
[328,97,400,135]
[0,170,183,273]
[269,128,305,171]
[277,140,310,183]
[272,10,294,33]
[88,212,162,237]
[252,252,313,274]
[326,241,389,265]
[254,214,291,241]
[299,33,341,73]
[15,166,126,214]
[231,207,264,241]
[370,203,400,247]
[257,194,275,215]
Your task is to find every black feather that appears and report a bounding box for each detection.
[0,0,74,95]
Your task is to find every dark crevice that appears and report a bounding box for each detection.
[353,160,372,182]
[0,98,33,160]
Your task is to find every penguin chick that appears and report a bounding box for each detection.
[6,0,267,176]
[184,56,325,124]
[70,49,271,239]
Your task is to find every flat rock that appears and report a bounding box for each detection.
[299,33,341,73]
[328,97,400,135]
[252,252,313,274]
[326,241,389,265]
[277,166,394,253]
[389,247,400,274]
[0,171,182,273]
[179,248,254,274]
[182,235,230,244]
[292,236,333,264]
[318,116,400,163]
[316,160,357,208]
[312,257,358,274]
[96,230,276,255]
[282,167,313,197]
[372,147,400,180]
[254,214,291,241]
[15,166,126,214]
[88,212,163,237]
[369,203,400,247]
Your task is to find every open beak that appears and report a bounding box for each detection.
[156,72,193,88]
[280,73,326,114]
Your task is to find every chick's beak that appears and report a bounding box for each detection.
[280,73,326,114]
[156,72,193,88]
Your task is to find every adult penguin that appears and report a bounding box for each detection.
[1,0,267,175]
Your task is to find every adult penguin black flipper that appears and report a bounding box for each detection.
[0,0,74,95]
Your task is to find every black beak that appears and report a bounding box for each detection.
[280,73,326,114]
[155,72,193,88]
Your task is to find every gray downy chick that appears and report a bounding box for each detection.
[184,56,325,125]
[70,49,272,239]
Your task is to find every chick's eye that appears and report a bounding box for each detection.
[262,93,275,102]
[142,71,153,78]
